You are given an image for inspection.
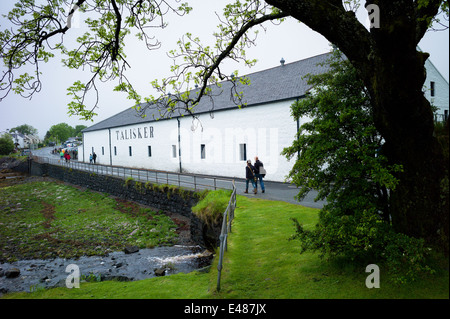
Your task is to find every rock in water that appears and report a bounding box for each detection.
[5,268,21,278]
[154,268,166,276]
[124,245,139,254]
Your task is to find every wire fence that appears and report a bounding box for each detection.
[32,155,235,192]
[216,180,237,292]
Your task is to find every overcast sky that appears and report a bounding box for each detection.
[1,0,449,139]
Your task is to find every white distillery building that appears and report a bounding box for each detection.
[81,52,449,182]
[423,58,450,122]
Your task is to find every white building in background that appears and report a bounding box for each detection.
[9,133,41,149]
[423,58,450,122]
[10,133,26,149]
[82,52,449,182]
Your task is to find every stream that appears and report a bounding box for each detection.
[0,245,213,296]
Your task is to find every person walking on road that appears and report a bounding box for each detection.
[92,152,97,164]
[254,156,266,193]
[89,154,93,164]
[245,159,257,194]
[64,151,71,163]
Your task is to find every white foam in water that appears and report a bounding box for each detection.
[148,250,212,264]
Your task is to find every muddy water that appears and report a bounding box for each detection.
[0,245,213,295]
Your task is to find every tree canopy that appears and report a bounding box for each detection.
[46,122,75,143]
[10,123,38,136]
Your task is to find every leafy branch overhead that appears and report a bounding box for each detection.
[0,0,289,121]
[1,0,192,120]
[1,1,447,121]
[141,2,288,119]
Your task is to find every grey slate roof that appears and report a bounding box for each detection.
[83,52,332,133]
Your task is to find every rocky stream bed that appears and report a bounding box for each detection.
[0,161,214,296]
[0,244,213,296]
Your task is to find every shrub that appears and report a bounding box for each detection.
[0,134,15,155]
[123,176,134,187]
[291,207,434,283]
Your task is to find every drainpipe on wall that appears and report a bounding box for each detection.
[108,129,112,165]
[82,132,85,162]
[177,118,182,173]
[296,97,300,159]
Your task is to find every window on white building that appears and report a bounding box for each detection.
[239,143,247,161]
[172,145,177,158]
[148,145,152,157]
[102,147,104,155]
[114,146,117,156]
[430,81,435,97]
[129,146,132,156]
[201,144,206,159]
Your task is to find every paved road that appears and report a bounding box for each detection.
[32,147,325,209]
[237,180,325,209]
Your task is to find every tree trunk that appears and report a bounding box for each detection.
[265,0,449,250]
[370,44,449,250]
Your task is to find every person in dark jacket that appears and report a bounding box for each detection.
[245,159,257,194]
[254,156,265,193]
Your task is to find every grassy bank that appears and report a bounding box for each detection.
[2,185,448,299]
[0,180,179,262]
[210,197,449,299]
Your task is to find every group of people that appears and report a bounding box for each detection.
[59,149,71,163]
[245,156,266,194]
[89,152,97,164]
[53,148,78,161]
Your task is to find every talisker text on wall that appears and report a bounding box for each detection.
[116,126,154,140]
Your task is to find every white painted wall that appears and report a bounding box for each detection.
[10,134,25,149]
[82,129,110,165]
[82,58,449,183]
[177,100,299,181]
[424,59,449,120]
[82,99,301,182]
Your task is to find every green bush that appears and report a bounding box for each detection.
[123,176,134,187]
[383,232,434,283]
[291,206,434,283]
[0,134,15,155]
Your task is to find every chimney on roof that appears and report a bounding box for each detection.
[280,57,285,66]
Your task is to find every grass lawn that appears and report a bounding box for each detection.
[2,183,448,299]
[209,196,449,299]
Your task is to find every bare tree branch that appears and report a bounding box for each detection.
[144,4,288,119]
